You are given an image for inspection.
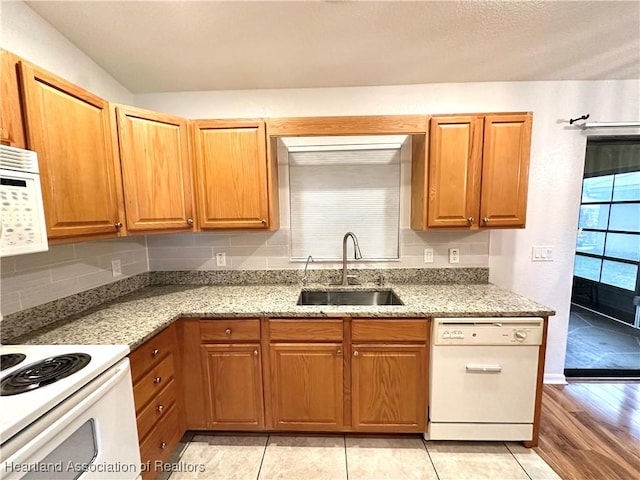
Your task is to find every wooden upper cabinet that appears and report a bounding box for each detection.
[480,114,532,228]
[192,119,277,230]
[427,116,483,228]
[115,105,194,233]
[0,50,26,148]
[412,112,532,230]
[19,62,124,239]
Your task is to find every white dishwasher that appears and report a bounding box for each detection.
[427,317,543,441]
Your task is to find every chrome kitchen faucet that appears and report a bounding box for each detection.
[342,232,362,286]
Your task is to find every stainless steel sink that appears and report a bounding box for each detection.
[297,289,404,306]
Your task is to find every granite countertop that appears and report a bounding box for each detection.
[16,283,555,350]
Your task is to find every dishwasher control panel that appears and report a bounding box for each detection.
[433,317,543,346]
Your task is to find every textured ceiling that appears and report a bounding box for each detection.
[25,0,640,93]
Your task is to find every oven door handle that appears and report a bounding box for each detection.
[466,364,502,373]
[1,358,132,470]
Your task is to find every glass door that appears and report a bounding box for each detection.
[566,137,640,376]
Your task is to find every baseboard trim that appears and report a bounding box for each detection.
[544,373,568,384]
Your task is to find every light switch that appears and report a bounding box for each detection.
[531,246,554,262]
[424,248,434,263]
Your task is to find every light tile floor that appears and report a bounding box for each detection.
[168,434,560,480]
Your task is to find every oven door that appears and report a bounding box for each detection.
[1,359,141,480]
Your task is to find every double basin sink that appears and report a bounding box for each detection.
[297,289,404,306]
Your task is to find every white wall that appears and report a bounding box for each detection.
[137,80,640,381]
[0,1,133,103]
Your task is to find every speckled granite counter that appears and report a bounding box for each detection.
[13,283,554,350]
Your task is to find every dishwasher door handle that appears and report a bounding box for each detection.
[466,364,502,373]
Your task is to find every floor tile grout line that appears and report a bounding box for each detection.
[504,442,533,480]
[343,435,349,480]
[421,437,441,480]
[256,433,270,480]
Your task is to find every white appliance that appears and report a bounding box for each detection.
[428,317,543,441]
[0,144,48,257]
[0,345,142,479]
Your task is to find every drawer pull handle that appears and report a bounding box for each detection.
[353,351,359,357]
[466,364,502,373]
[336,349,342,355]
[151,349,159,357]
[154,376,162,384]
[253,349,258,357]
[160,442,167,449]
[225,328,232,335]
[157,405,164,413]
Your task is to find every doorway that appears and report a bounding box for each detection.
[565,137,640,377]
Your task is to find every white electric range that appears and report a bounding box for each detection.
[0,344,142,479]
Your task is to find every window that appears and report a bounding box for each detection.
[286,137,404,261]
[574,171,640,292]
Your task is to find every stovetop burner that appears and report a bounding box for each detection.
[0,353,91,396]
[0,353,26,371]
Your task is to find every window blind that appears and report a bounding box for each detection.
[288,145,400,261]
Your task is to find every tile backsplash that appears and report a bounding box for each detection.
[1,237,148,316]
[147,228,489,271]
[0,229,488,317]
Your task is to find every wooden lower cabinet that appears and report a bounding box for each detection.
[201,344,264,429]
[139,404,182,480]
[130,324,185,480]
[352,344,427,432]
[269,343,344,430]
[181,317,428,435]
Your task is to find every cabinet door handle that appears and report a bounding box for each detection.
[160,442,167,449]
[157,404,164,413]
[336,349,342,355]
[114,222,123,228]
[260,219,267,225]
[253,349,258,357]
[467,216,474,223]
[154,376,162,384]
[483,217,490,224]
[225,328,232,336]
[353,351,359,357]
[187,218,194,225]
[151,349,159,357]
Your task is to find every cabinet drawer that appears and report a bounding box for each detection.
[140,404,182,480]
[269,319,343,341]
[133,353,175,413]
[352,319,428,342]
[136,378,178,442]
[130,324,176,383]
[201,319,260,342]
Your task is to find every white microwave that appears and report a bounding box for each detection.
[0,144,48,257]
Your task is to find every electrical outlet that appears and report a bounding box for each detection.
[532,245,554,262]
[111,259,122,277]
[448,248,460,264]
[424,248,434,263]
[216,252,226,267]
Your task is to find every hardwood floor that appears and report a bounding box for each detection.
[536,382,640,480]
